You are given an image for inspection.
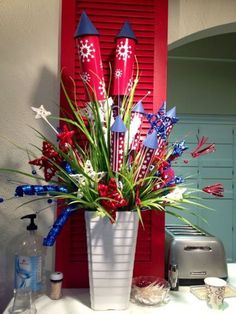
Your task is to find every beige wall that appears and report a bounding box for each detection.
[0,0,61,310]
[168,0,236,46]
[168,0,236,115]
[168,58,236,115]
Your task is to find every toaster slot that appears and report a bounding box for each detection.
[172,231,206,236]
[184,246,212,251]
[165,225,207,236]
[166,225,193,229]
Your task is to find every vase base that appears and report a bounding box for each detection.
[85,211,139,311]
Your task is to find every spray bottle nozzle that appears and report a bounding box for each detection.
[21,214,38,231]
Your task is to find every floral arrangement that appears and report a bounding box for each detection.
[0,12,223,247]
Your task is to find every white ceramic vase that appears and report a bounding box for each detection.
[85,210,139,310]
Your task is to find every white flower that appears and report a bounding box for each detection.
[164,187,187,201]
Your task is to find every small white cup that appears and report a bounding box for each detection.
[204,277,227,310]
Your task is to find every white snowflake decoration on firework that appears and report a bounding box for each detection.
[127,78,133,92]
[78,39,95,62]
[115,69,123,78]
[81,72,91,83]
[119,138,124,155]
[116,41,132,61]
[98,79,106,96]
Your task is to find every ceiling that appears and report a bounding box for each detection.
[168,32,236,60]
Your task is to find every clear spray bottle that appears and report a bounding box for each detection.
[14,214,46,297]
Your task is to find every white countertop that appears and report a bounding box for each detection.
[4,264,236,314]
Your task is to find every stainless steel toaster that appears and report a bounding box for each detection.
[165,224,228,285]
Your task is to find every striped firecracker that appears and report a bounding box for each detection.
[129,99,145,151]
[110,115,127,172]
[155,107,177,156]
[134,130,158,182]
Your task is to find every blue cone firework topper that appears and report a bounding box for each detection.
[74,11,99,37]
[159,101,167,116]
[110,115,127,172]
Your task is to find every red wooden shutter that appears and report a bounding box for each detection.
[57,0,168,288]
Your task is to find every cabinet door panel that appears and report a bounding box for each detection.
[199,125,233,144]
[199,144,233,167]
[199,167,232,179]
[170,124,199,143]
[199,199,233,262]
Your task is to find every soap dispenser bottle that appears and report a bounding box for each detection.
[14,214,46,295]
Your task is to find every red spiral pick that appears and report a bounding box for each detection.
[191,136,215,158]
[202,183,224,197]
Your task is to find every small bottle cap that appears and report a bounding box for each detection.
[50,272,63,281]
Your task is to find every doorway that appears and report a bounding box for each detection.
[167,27,236,261]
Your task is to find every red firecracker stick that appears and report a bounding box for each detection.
[134,131,158,182]
[112,22,137,97]
[111,132,125,172]
[75,12,106,102]
[135,147,156,182]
